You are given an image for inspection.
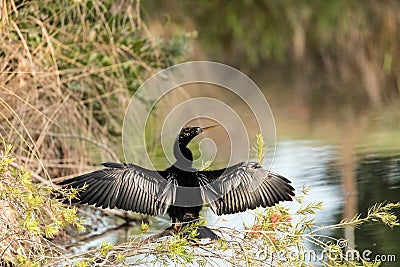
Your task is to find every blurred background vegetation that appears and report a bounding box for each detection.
[144,0,399,110]
[1,0,399,179]
[1,0,399,265]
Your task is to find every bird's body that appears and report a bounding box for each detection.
[60,126,295,240]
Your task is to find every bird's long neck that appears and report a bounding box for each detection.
[173,138,193,169]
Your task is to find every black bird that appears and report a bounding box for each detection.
[60,126,295,240]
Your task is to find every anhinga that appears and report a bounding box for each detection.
[60,126,295,240]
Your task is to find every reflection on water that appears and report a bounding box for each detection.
[272,141,342,226]
[354,154,400,263]
[274,141,400,267]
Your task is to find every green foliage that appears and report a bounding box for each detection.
[140,221,150,233]
[115,253,126,264]
[99,241,114,257]
[367,202,400,228]
[252,133,267,164]
[61,191,399,266]
[74,260,90,267]
[336,201,400,229]
[159,235,194,263]
[151,221,207,265]
[0,143,85,264]
[16,255,40,267]
[295,200,324,215]
[240,188,398,266]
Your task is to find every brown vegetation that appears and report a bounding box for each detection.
[0,0,187,182]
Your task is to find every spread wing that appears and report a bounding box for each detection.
[59,162,174,216]
[198,162,295,215]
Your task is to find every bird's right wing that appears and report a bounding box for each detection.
[198,162,295,215]
[59,162,174,216]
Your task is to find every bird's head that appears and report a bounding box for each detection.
[173,125,218,168]
[177,125,218,147]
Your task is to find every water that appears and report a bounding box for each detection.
[125,2,400,263]
[69,134,400,266]
[65,71,400,265]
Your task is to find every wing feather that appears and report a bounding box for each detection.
[78,179,103,203]
[106,178,122,209]
[59,162,171,216]
[117,172,130,209]
[86,181,110,205]
[120,172,133,210]
[198,162,295,215]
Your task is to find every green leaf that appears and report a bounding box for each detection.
[45,224,60,238]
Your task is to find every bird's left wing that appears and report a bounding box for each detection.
[59,162,173,216]
[198,162,295,215]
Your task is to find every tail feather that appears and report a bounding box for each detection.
[196,226,219,240]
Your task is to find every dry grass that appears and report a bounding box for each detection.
[0,0,189,265]
[0,0,187,181]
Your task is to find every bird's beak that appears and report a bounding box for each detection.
[201,125,219,132]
